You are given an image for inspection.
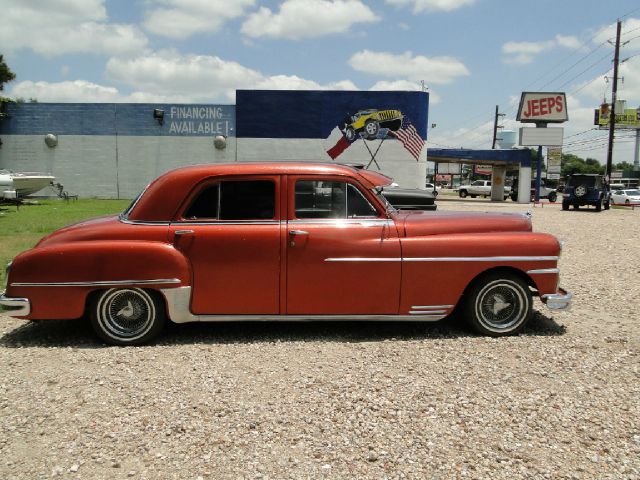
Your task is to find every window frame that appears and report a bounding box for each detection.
[290,176,382,221]
[177,175,280,222]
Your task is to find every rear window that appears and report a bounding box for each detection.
[568,176,596,187]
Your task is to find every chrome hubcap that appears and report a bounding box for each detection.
[98,288,155,340]
[475,280,528,332]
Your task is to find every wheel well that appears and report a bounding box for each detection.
[83,288,166,317]
[459,267,537,305]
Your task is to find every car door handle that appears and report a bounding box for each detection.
[174,229,194,236]
[289,230,308,236]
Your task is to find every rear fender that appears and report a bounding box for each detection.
[6,241,190,319]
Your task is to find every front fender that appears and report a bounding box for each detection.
[6,241,190,319]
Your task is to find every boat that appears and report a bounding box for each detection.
[0,170,55,197]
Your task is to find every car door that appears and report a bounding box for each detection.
[286,175,401,315]
[170,175,281,315]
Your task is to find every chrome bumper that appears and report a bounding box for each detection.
[0,292,31,317]
[542,288,572,311]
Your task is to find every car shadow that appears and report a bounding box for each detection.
[0,310,565,348]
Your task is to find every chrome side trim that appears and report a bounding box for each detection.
[408,313,447,319]
[527,268,560,275]
[11,278,181,288]
[325,256,559,263]
[0,292,31,316]
[159,287,447,324]
[119,218,171,226]
[411,305,454,310]
[289,219,391,226]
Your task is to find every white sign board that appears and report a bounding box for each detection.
[436,162,462,174]
[547,147,562,173]
[546,173,560,180]
[517,92,568,123]
[519,127,564,146]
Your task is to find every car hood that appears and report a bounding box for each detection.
[399,210,532,236]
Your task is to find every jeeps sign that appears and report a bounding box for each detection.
[517,92,568,123]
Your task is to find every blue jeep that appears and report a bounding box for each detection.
[562,174,610,212]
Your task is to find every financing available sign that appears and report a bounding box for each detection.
[547,147,562,174]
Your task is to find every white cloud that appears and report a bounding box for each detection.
[349,50,469,85]
[369,80,441,103]
[592,18,640,46]
[144,0,255,39]
[241,0,378,40]
[385,0,475,13]
[0,0,147,56]
[8,80,190,103]
[502,35,583,65]
[104,50,358,102]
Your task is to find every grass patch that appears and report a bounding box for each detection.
[0,199,130,286]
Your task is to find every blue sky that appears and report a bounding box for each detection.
[2,0,640,164]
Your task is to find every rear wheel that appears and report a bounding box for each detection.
[459,190,468,198]
[595,198,602,212]
[562,200,569,210]
[547,192,557,203]
[464,273,532,336]
[90,288,165,346]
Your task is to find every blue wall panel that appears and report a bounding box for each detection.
[236,90,429,139]
[0,103,235,137]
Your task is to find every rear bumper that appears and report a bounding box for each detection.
[541,288,572,311]
[0,292,31,317]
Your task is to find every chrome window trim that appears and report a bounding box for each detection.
[11,278,181,288]
[526,268,560,275]
[173,220,281,226]
[289,219,391,226]
[325,256,559,263]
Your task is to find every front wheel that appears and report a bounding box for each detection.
[90,288,165,346]
[464,273,532,336]
[459,190,468,198]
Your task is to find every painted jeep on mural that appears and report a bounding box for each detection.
[344,109,404,141]
[1,163,571,345]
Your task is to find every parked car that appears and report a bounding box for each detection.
[1,163,571,345]
[455,180,511,200]
[562,174,610,212]
[510,180,558,202]
[382,186,437,210]
[610,189,640,205]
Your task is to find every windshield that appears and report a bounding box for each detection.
[119,184,149,219]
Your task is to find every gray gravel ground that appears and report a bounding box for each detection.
[1,200,639,479]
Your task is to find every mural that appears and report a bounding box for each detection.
[236,90,429,166]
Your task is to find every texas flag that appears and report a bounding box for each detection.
[325,126,358,160]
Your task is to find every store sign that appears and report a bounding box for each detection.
[547,173,560,180]
[517,92,568,123]
[594,107,640,129]
[519,127,564,146]
[547,147,562,174]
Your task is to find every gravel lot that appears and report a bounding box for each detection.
[1,201,639,479]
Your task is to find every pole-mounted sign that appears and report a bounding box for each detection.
[517,92,568,202]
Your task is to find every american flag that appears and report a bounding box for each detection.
[389,119,424,161]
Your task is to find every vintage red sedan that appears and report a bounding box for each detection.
[1,163,571,345]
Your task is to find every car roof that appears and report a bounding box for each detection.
[127,162,393,222]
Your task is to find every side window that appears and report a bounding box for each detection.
[185,180,275,220]
[347,184,377,217]
[295,181,376,219]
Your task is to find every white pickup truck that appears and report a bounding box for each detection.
[456,180,511,199]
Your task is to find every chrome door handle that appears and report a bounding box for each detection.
[174,229,194,235]
[289,230,308,236]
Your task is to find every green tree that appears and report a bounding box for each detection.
[0,54,16,92]
[614,161,634,171]
[561,154,604,176]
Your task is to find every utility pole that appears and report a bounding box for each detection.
[491,105,505,149]
[606,20,622,181]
